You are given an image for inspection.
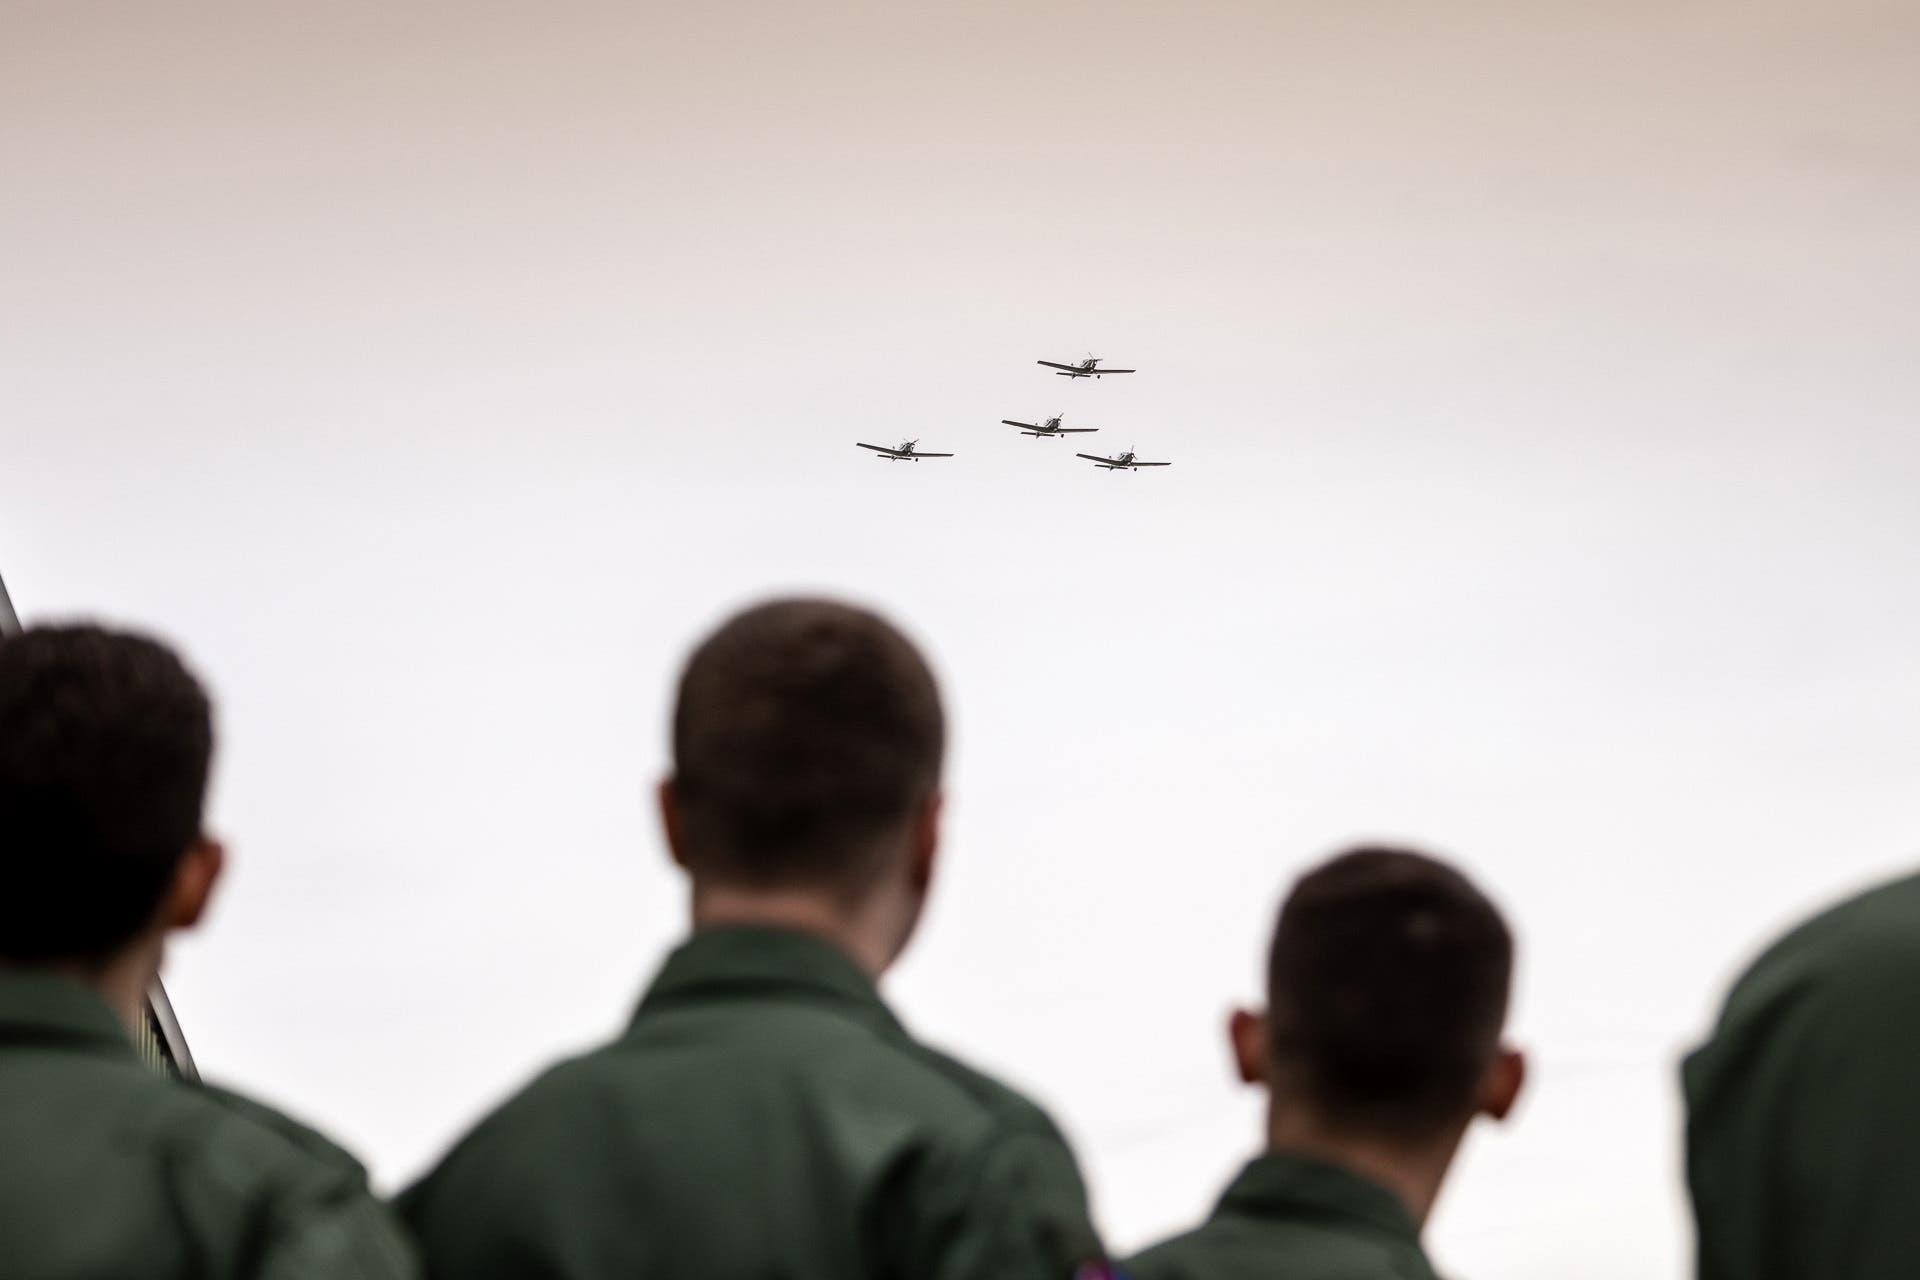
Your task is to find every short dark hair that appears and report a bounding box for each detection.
[1267,846,1513,1142]
[669,599,944,891]
[0,624,214,965]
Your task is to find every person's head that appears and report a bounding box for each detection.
[0,624,224,972]
[659,598,945,964]
[1231,846,1523,1153]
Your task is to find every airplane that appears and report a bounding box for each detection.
[1001,414,1098,439]
[856,439,954,462]
[1077,450,1171,471]
[1037,356,1135,379]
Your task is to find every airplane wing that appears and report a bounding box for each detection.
[1076,453,1122,465]
[915,452,954,457]
[1036,361,1083,372]
[856,442,905,456]
[1132,460,1171,466]
[1001,419,1040,429]
[1098,368,1136,374]
[1055,427,1098,433]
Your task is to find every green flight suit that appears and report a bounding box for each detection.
[400,925,1106,1280]
[1684,870,1920,1280]
[0,972,418,1279]
[1125,1152,1438,1280]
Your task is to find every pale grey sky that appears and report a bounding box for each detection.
[5,3,1920,1275]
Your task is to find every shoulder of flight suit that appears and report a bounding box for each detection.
[1129,1229,1435,1280]
[189,1084,378,1175]
[143,1078,420,1280]
[1123,1152,1437,1280]
[1686,871,1920,1280]
[406,1039,1101,1280]
[392,1036,1079,1215]
[391,1052,596,1261]
[1689,871,1920,1094]
[868,1042,1105,1280]
[888,1038,1068,1130]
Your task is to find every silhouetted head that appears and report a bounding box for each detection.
[0,625,222,967]
[1233,846,1522,1147]
[662,599,945,929]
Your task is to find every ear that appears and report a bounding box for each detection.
[657,776,690,870]
[907,789,942,894]
[1228,1006,1268,1085]
[1478,1044,1527,1122]
[161,836,225,932]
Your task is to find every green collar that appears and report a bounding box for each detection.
[632,924,904,1035]
[1216,1150,1425,1249]
[0,972,137,1060]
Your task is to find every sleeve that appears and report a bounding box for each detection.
[884,1122,1109,1280]
[164,1086,423,1280]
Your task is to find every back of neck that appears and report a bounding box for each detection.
[50,937,162,1043]
[690,885,894,978]
[1266,1110,1464,1228]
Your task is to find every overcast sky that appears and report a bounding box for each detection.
[5,3,1920,1275]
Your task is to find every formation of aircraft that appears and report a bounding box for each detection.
[856,439,953,461]
[1001,414,1097,439]
[1037,355,1135,379]
[853,353,1171,470]
[1077,450,1171,471]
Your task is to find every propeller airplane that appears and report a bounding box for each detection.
[1001,414,1098,439]
[1077,450,1171,472]
[856,439,954,462]
[1037,355,1135,379]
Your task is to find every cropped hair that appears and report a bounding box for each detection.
[670,599,944,892]
[0,624,213,964]
[1267,846,1513,1142]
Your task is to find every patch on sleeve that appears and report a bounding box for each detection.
[1074,1265,1125,1280]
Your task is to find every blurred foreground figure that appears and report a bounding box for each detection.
[1685,873,1920,1280]
[402,598,1107,1279]
[1127,848,1524,1280]
[0,624,417,1279]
